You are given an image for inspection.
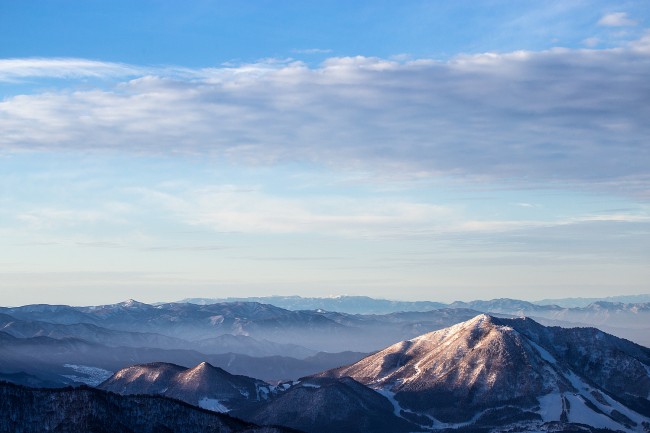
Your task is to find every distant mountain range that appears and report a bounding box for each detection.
[0,311,315,359]
[173,295,650,346]
[179,295,447,314]
[95,315,650,433]
[2,296,649,391]
[447,298,650,346]
[178,293,650,312]
[178,295,650,346]
[533,294,650,308]
[0,300,485,353]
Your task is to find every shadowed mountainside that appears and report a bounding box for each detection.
[0,380,299,433]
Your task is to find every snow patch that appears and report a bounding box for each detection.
[564,370,647,431]
[300,383,321,389]
[198,397,229,413]
[529,341,558,364]
[374,388,405,417]
[538,393,562,422]
[257,385,270,400]
[375,387,446,428]
[62,364,113,386]
[564,394,623,431]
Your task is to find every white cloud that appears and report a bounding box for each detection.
[1,37,649,196]
[569,213,650,223]
[292,48,333,54]
[516,203,538,208]
[598,12,637,27]
[0,58,143,82]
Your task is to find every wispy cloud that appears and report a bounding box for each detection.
[132,185,457,238]
[127,183,650,239]
[292,48,333,54]
[16,207,128,229]
[569,213,650,223]
[516,203,539,208]
[0,58,143,82]
[598,12,638,27]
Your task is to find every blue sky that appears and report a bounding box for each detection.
[1,1,649,305]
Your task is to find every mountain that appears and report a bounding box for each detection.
[0,371,63,388]
[0,301,486,352]
[450,299,650,330]
[5,298,648,349]
[448,299,650,346]
[99,361,427,432]
[99,361,274,412]
[0,311,189,348]
[0,301,351,351]
[1,300,340,338]
[534,294,650,308]
[449,298,563,314]
[3,297,649,392]
[232,377,423,433]
[180,295,446,314]
[316,314,650,432]
[0,381,296,433]
[192,334,315,359]
[0,331,366,386]
[0,312,315,358]
[0,331,111,386]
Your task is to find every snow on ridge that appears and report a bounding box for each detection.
[537,393,562,422]
[62,364,113,386]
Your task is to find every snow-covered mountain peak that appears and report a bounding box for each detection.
[408,313,513,351]
[318,314,541,393]
[102,362,186,394]
[316,314,650,430]
[179,361,228,383]
[100,361,274,413]
[117,299,149,310]
[435,312,494,332]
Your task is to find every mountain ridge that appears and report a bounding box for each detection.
[100,361,274,412]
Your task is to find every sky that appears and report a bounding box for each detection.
[1,1,649,306]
